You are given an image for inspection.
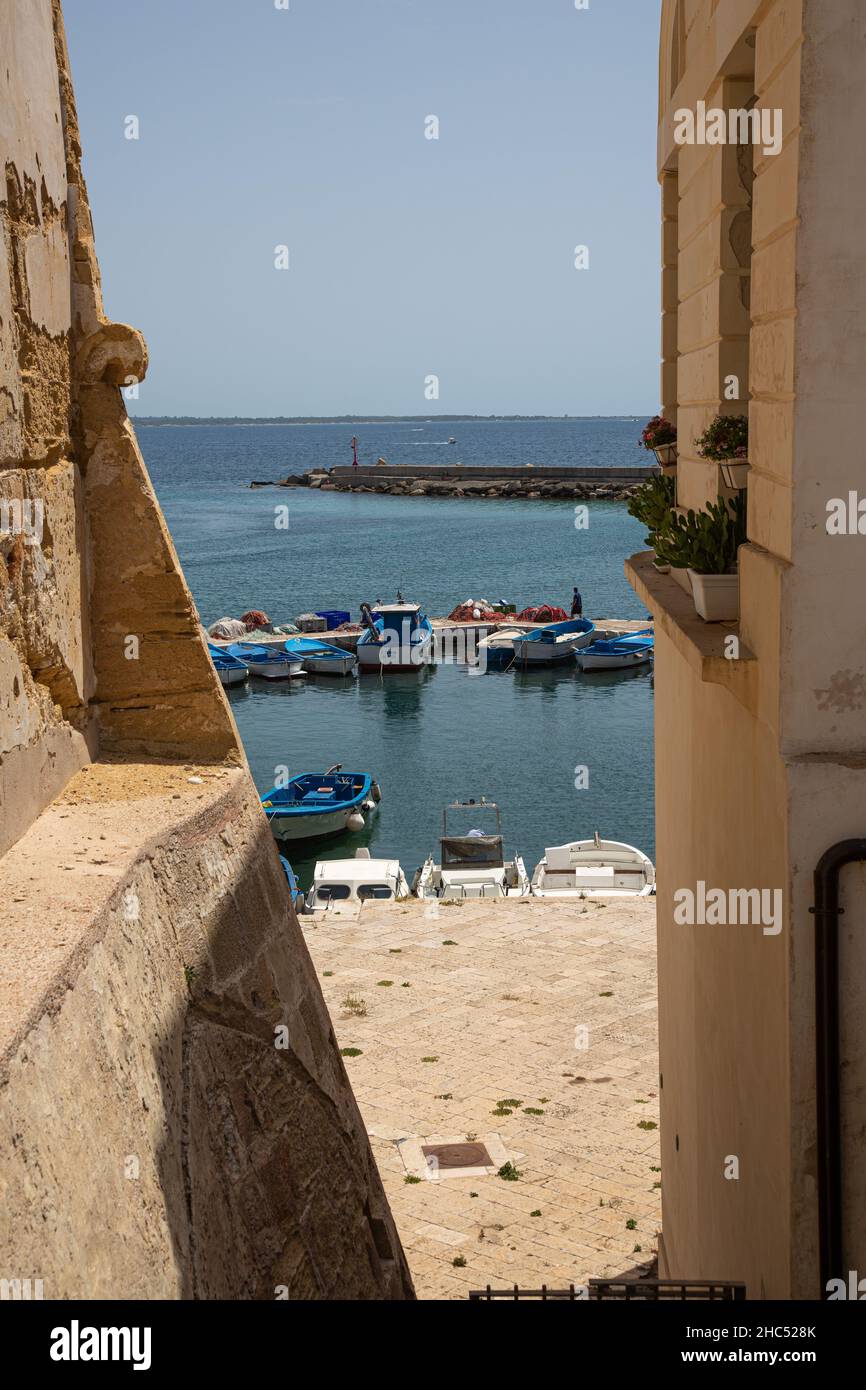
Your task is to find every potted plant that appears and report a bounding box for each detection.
[694,413,750,489]
[655,495,746,620]
[626,474,676,572]
[640,415,678,471]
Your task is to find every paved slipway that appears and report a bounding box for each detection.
[305,896,660,1300]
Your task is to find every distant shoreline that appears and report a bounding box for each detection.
[132,414,649,428]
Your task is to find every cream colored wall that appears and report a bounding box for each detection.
[653,0,866,1298]
[653,626,791,1297]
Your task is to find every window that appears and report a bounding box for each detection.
[358,884,394,901]
[317,884,351,901]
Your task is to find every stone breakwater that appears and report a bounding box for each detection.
[267,470,644,501]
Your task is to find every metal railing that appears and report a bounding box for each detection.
[469,1279,746,1301]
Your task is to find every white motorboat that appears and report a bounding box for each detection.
[413,798,530,901]
[356,601,434,671]
[304,849,411,915]
[530,833,655,898]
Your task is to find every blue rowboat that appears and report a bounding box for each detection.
[357,602,434,671]
[512,617,596,666]
[226,642,305,680]
[208,643,249,687]
[262,768,380,843]
[278,855,302,906]
[283,636,357,676]
[578,630,654,671]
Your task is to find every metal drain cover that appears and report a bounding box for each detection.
[422,1142,492,1170]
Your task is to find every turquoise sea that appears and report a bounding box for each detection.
[139,418,655,886]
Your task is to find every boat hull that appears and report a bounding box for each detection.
[579,648,652,671]
[513,643,577,666]
[301,653,357,676]
[216,665,248,687]
[269,806,373,843]
[245,657,305,679]
[357,629,434,671]
[530,838,655,898]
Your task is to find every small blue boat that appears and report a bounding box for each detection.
[357,601,434,671]
[226,642,304,680]
[579,630,654,671]
[208,643,249,687]
[283,636,357,676]
[262,768,380,843]
[512,617,596,666]
[278,855,302,906]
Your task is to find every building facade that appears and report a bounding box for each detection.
[627,0,866,1299]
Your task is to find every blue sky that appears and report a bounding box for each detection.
[64,0,661,417]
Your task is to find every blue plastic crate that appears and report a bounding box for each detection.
[315,610,351,630]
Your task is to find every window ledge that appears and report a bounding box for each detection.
[625,552,758,714]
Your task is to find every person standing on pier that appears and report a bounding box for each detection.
[571,586,583,618]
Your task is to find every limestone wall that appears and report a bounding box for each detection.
[0,0,412,1298]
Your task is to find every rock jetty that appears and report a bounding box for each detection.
[271,470,642,501]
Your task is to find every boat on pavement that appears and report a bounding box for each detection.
[413,797,530,900]
[227,642,305,680]
[578,630,654,672]
[512,617,595,667]
[356,600,434,671]
[262,766,381,843]
[303,849,410,915]
[208,643,249,687]
[283,635,357,676]
[530,833,655,898]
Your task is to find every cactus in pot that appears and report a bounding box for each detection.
[654,495,746,620]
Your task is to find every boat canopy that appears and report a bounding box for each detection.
[440,834,505,869]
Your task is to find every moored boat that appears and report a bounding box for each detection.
[208,643,249,687]
[283,635,357,676]
[476,625,526,671]
[304,849,410,914]
[357,600,434,671]
[530,833,655,898]
[512,617,595,666]
[278,855,302,907]
[227,642,305,680]
[413,798,530,900]
[578,630,653,672]
[262,767,380,843]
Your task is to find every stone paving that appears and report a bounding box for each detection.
[304,895,661,1300]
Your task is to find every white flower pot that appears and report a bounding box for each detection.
[688,570,739,622]
[653,443,678,468]
[670,566,693,595]
[719,459,750,489]
[652,560,671,575]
